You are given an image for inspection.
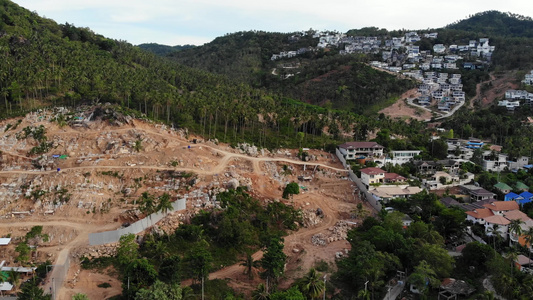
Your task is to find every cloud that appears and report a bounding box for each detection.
[12,0,533,45]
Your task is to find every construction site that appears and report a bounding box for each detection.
[0,105,372,299]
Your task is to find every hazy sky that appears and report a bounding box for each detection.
[12,0,533,46]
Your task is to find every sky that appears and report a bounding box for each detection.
[12,0,533,46]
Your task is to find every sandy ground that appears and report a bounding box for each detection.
[0,108,363,299]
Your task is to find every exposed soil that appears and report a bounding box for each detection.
[0,107,363,298]
[471,71,519,108]
[379,88,433,121]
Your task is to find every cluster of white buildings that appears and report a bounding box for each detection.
[523,70,533,85]
[416,72,465,111]
[371,37,494,74]
[497,89,533,111]
[271,47,312,61]
[446,138,530,172]
[270,30,495,78]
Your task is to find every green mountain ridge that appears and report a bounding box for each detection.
[0,0,380,151]
[446,10,533,38]
[137,43,196,56]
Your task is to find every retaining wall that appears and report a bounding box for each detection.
[89,198,186,246]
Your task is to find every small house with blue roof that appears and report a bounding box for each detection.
[505,192,523,202]
[518,191,533,206]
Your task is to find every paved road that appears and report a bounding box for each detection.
[406,97,466,122]
[383,282,405,300]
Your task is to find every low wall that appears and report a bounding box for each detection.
[335,149,382,212]
[89,198,186,246]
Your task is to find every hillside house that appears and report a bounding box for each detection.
[418,96,431,106]
[466,208,493,225]
[484,215,510,239]
[360,167,386,187]
[414,159,460,175]
[508,156,529,171]
[369,185,422,202]
[433,44,446,54]
[514,255,533,273]
[505,192,524,202]
[452,91,465,102]
[518,191,533,206]
[506,89,530,100]
[387,150,422,165]
[515,182,529,192]
[384,173,406,184]
[466,140,483,149]
[523,70,533,85]
[494,182,512,194]
[484,201,519,216]
[460,185,496,201]
[337,142,384,160]
[482,152,508,172]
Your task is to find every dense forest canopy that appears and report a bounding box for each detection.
[446,11,533,38]
[137,43,196,56]
[0,0,433,151]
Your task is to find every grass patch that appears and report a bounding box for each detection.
[97,282,112,288]
[81,256,117,271]
[314,259,330,272]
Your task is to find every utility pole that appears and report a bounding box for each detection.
[201,276,204,300]
[323,275,327,300]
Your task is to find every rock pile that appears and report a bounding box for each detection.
[78,244,118,260]
[237,143,258,157]
[326,220,355,242]
[311,220,356,246]
[155,212,187,234]
[302,209,322,227]
[311,233,327,246]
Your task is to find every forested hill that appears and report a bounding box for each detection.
[137,43,196,56]
[446,11,533,38]
[168,30,416,114]
[2,0,397,151]
[168,30,318,85]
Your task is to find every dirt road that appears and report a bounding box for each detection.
[0,115,353,298]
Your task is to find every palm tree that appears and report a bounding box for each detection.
[477,290,495,300]
[156,193,174,215]
[8,269,20,293]
[505,249,519,276]
[252,283,269,300]
[524,227,533,262]
[487,225,502,250]
[357,289,371,300]
[298,268,325,300]
[509,219,524,247]
[139,192,155,216]
[240,252,260,280]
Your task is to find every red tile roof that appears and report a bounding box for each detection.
[503,210,531,222]
[384,173,406,181]
[484,215,511,225]
[339,142,384,149]
[483,201,519,212]
[360,167,385,175]
[465,208,494,219]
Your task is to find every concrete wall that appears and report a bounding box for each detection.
[89,198,186,246]
[336,149,382,212]
[336,148,349,169]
